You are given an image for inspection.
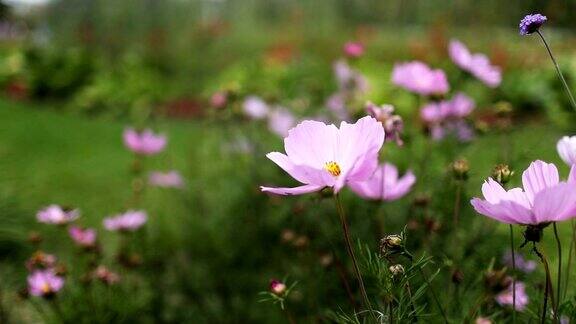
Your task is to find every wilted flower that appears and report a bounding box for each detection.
[270,279,287,295]
[37,205,79,225]
[69,226,97,248]
[104,210,147,232]
[380,234,404,256]
[123,128,167,155]
[26,251,57,271]
[519,14,547,35]
[502,249,536,273]
[268,107,296,138]
[449,40,502,87]
[557,136,576,166]
[94,265,120,285]
[349,163,415,201]
[495,281,529,311]
[470,160,576,230]
[392,61,449,96]
[148,170,185,188]
[492,164,514,185]
[28,270,64,298]
[343,41,364,58]
[389,264,405,277]
[260,116,384,195]
[242,96,269,120]
[366,102,404,145]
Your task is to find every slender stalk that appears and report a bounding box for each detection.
[417,267,449,323]
[406,282,418,323]
[453,180,462,229]
[564,220,575,299]
[553,223,562,317]
[536,31,576,113]
[509,225,516,324]
[333,195,375,320]
[534,246,557,323]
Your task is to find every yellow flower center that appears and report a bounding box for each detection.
[324,161,341,177]
[41,283,51,294]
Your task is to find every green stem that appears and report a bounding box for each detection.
[333,195,375,320]
[509,225,516,324]
[534,245,557,323]
[453,180,462,229]
[553,223,562,317]
[536,30,576,113]
[564,220,575,299]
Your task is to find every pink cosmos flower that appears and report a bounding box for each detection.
[242,96,269,120]
[343,42,364,58]
[470,160,576,225]
[268,107,297,137]
[28,270,64,297]
[123,128,167,155]
[502,249,536,273]
[420,93,475,142]
[366,102,404,146]
[148,170,185,188]
[495,281,529,311]
[104,210,147,232]
[557,136,576,166]
[449,40,502,88]
[392,61,449,96]
[69,226,97,248]
[349,163,416,201]
[261,116,385,195]
[37,205,79,225]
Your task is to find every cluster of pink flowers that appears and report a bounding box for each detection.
[104,210,148,232]
[392,61,449,96]
[123,128,167,155]
[449,40,502,87]
[420,93,475,141]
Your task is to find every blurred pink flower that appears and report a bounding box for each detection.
[149,170,184,188]
[261,116,385,195]
[326,93,350,121]
[449,40,502,87]
[123,128,167,155]
[333,60,368,93]
[557,136,576,166]
[349,163,416,201]
[495,281,529,311]
[37,205,79,225]
[366,102,404,146]
[242,96,269,120]
[502,249,536,273]
[471,160,576,225]
[94,265,120,285]
[475,318,492,324]
[420,93,475,142]
[69,226,97,248]
[26,251,57,271]
[268,107,297,137]
[392,61,449,96]
[104,210,147,232]
[210,91,228,109]
[343,41,364,58]
[28,270,64,297]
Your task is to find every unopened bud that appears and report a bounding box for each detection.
[492,164,514,185]
[269,279,286,295]
[452,158,469,180]
[389,264,405,277]
[380,234,403,256]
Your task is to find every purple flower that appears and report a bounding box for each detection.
[366,102,404,146]
[495,281,529,311]
[261,116,385,195]
[343,42,364,58]
[268,107,297,137]
[69,226,97,248]
[557,136,576,166]
[28,270,64,297]
[242,96,269,120]
[471,160,576,225]
[104,210,147,232]
[502,249,536,273]
[37,205,79,225]
[123,128,167,155]
[449,40,502,87]
[519,14,547,35]
[349,163,416,201]
[392,61,449,96]
[148,170,184,188]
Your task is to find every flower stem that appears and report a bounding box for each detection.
[417,266,449,323]
[453,180,462,229]
[509,225,516,324]
[553,223,562,316]
[564,220,575,299]
[533,245,557,323]
[536,30,576,113]
[333,195,374,320]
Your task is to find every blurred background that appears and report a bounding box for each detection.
[1,0,576,323]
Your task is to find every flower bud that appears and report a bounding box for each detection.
[269,279,286,295]
[451,158,469,180]
[389,264,405,277]
[380,234,403,256]
[492,164,514,185]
